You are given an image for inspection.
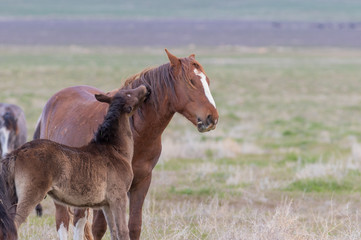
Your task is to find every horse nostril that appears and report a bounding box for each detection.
[206,115,213,125]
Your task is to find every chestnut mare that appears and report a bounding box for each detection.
[0,85,149,240]
[0,103,27,158]
[34,49,219,240]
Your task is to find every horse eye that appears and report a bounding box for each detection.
[190,79,195,85]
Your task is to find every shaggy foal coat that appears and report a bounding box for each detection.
[0,85,148,240]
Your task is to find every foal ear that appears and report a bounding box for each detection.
[95,94,111,103]
[165,49,181,75]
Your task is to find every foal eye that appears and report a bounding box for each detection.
[127,94,131,97]
[190,79,195,85]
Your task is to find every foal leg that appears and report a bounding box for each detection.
[110,193,129,240]
[54,202,70,240]
[15,190,47,228]
[102,206,117,240]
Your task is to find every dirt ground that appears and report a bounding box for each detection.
[0,19,361,47]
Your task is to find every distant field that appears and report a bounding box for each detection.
[2,46,361,239]
[1,0,361,21]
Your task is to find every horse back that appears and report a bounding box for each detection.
[39,85,111,147]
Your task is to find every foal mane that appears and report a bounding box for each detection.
[92,95,129,145]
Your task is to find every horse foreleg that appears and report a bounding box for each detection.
[111,193,129,240]
[128,174,152,240]
[54,202,70,240]
[92,210,108,240]
[102,206,117,240]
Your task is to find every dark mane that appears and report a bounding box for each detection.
[91,95,128,145]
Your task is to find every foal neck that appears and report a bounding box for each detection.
[92,101,133,152]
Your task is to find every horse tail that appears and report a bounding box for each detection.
[32,118,43,217]
[0,154,18,239]
[84,215,94,240]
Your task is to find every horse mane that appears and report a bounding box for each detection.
[91,94,129,145]
[122,63,175,112]
[122,58,193,113]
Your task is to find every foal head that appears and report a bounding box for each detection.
[165,49,219,133]
[0,111,18,158]
[95,85,149,115]
[92,85,149,145]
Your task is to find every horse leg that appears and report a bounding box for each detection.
[102,206,117,240]
[15,189,47,228]
[110,193,129,240]
[73,208,93,240]
[128,174,152,240]
[54,202,70,240]
[92,210,108,240]
[35,203,43,216]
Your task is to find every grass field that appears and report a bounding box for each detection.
[1,0,361,21]
[2,46,361,239]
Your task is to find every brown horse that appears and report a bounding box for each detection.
[0,103,27,158]
[34,49,219,240]
[0,85,149,240]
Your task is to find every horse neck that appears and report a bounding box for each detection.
[126,64,177,140]
[133,100,175,140]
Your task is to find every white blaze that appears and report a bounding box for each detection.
[58,222,68,240]
[0,127,10,158]
[194,69,216,108]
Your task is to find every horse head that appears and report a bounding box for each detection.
[0,111,18,158]
[95,85,149,115]
[165,49,219,133]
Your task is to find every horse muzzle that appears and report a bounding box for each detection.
[197,115,218,133]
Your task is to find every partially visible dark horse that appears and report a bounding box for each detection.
[0,174,17,240]
[1,85,149,240]
[34,49,219,240]
[0,103,27,158]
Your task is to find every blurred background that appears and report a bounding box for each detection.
[2,1,361,239]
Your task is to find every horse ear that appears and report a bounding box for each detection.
[95,94,111,103]
[189,54,195,59]
[165,49,181,75]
